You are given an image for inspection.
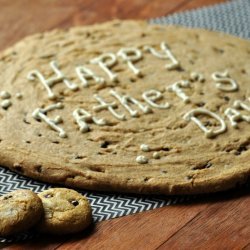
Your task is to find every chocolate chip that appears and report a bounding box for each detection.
[23,117,31,124]
[175,66,185,72]
[223,96,230,102]
[34,165,42,173]
[239,145,247,152]
[71,200,79,206]
[204,121,212,127]
[235,145,248,155]
[212,47,224,54]
[129,77,136,83]
[89,166,105,173]
[100,141,109,148]
[13,164,24,173]
[192,162,212,170]
[162,147,170,151]
[3,195,12,200]
[186,175,193,180]
[196,102,205,107]
[74,155,84,159]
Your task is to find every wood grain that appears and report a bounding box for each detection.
[158,194,250,249]
[58,204,207,250]
[2,0,249,250]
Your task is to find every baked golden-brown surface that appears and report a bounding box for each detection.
[0,20,249,194]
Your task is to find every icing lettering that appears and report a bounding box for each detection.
[110,90,151,117]
[76,66,105,87]
[183,108,227,138]
[90,53,118,82]
[140,144,150,152]
[167,80,191,103]
[136,155,148,164]
[117,48,142,76]
[234,100,250,112]
[23,41,249,140]
[27,61,78,100]
[142,89,170,109]
[1,99,12,109]
[225,100,250,128]
[144,42,180,70]
[0,91,11,99]
[153,152,161,159]
[93,94,126,120]
[73,108,107,133]
[211,71,238,92]
[32,102,67,138]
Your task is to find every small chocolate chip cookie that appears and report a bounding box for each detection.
[0,189,43,237]
[37,188,92,234]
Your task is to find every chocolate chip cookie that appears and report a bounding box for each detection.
[0,20,249,195]
[37,188,92,234]
[0,190,43,236]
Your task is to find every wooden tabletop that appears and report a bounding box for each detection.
[1,0,250,249]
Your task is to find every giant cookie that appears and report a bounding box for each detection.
[0,20,249,195]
